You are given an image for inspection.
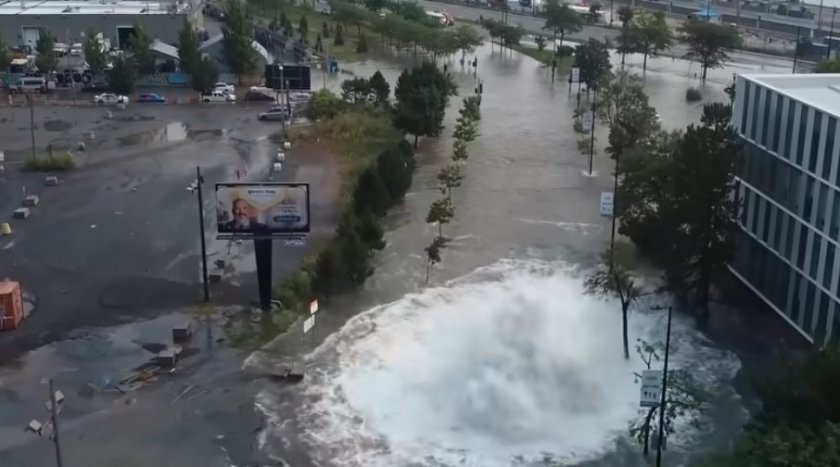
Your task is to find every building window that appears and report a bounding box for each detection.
[772,206,784,251]
[831,190,840,241]
[797,223,809,269]
[810,232,822,279]
[815,292,830,344]
[804,176,815,222]
[762,201,772,242]
[797,105,808,167]
[804,281,816,332]
[790,273,802,323]
[824,243,835,291]
[773,95,784,153]
[751,85,761,140]
[761,88,772,147]
[824,117,836,181]
[785,99,796,161]
[810,111,823,173]
[817,182,829,231]
[752,195,762,234]
[741,80,751,132]
[785,216,796,260]
[741,187,751,226]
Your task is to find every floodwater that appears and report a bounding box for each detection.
[248,44,792,467]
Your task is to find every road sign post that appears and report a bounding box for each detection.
[600,192,614,217]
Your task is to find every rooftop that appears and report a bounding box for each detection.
[0,0,188,16]
[743,73,840,117]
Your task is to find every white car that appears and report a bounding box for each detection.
[201,90,236,103]
[93,93,129,104]
[214,82,236,94]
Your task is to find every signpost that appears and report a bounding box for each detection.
[571,67,580,83]
[302,299,319,350]
[639,369,662,408]
[599,192,614,217]
[582,111,594,132]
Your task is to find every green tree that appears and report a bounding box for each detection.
[584,243,641,359]
[83,28,108,75]
[424,236,446,283]
[453,25,483,62]
[679,20,741,82]
[191,56,219,93]
[334,24,345,46]
[355,210,387,250]
[221,0,257,77]
[333,1,367,37]
[588,3,602,23]
[312,246,343,299]
[353,167,391,216]
[369,70,390,105]
[298,15,309,40]
[635,12,673,72]
[107,55,137,95]
[616,6,636,66]
[426,197,454,238]
[436,163,464,199]
[341,77,372,103]
[0,36,9,71]
[35,29,57,73]
[337,221,373,285]
[543,0,584,49]
[598,72,660,160]
[322,21,330,39]
[453,115,478,143]
[363,0,388,12]
[177,18,202,74]
[280,12,293,36]
[452,139,469,161]
[393,62,456,147]
[461,96,481,121]
[129,22,156,74]
[377,145,414,200]
[356,33,369,53]
[815,58,840,73]
[574,38,612,91]
[304,89,345,120]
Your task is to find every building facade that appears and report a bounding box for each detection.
[732,73,840,347]
[0,0,201,50]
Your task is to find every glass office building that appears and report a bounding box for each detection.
[732,74,840,347]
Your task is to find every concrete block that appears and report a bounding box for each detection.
[13,208,30,219]
[45,176,58,186]
[22,195,39,207]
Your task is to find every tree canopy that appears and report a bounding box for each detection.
[393,62,456,147]
[35,29,57,73]
[221,0,257,77]
[129,22,156,74]
[191,57,218,93]
[177,18,202,75]
[108,55,137,95]
[574,39,612,90]
[679,21,741,81]
[543,0,584,47]
[83,29,108,75]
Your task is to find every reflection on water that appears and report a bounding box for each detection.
[117,122,189,146]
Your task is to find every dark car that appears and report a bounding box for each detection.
[137,93,167,103]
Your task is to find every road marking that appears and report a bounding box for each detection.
[2,241,14,250]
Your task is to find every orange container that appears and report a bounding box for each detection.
[0,281,23,331]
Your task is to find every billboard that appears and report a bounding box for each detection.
[264,64,312,91]
[215,183,310,238]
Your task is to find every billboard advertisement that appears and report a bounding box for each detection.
[215,183,310,238]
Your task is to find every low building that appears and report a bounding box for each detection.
[732,73,840,347]
[0,0,201,51]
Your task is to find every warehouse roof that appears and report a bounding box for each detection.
[0,0,187,16]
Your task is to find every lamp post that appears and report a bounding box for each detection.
[190,168,210,303]
[588,89,597,176]
[25,380,65,467]
[654,305,673,467]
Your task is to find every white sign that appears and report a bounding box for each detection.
[582,111,593,132]
[303,315,315,334]
[599,192,614,217]
[640,369,662,408]
[309,299,319,314]
[283,238,306,247]
[571,67,580,83]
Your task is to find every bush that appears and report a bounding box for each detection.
[356,33,369,53]
[573,118,584,133]
[304,89,346,120]
[377,145,414,200]
[556,45,575,57]
[353,167,391,216]
[334,24,345,46]
[24,153,76,172]
[686,87,702,102]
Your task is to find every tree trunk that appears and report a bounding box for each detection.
[702,62,708,82]
[553,30,557,53]
[438,222,442,238]
[622,305,630,359]
[643,50,648,72]
[425,261,430,284]
[559,31,564,47]
[414,134,419,148]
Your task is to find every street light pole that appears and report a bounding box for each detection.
[793,26,801,73]
[655,306,673,467]
[195,166,210,303]
[588,89,597,176]
[828,7,837,60]
[48,379,64,467]
[27,94,36,159]
[610,151,620,256]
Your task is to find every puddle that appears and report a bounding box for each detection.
[114,114,155,122]
[43,120,72,132]
[118,122,189,146]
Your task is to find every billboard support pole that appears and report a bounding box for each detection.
[196,166,210,302]
[254,238,273,311]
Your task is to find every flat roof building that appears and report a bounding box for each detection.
[732,73,840,347]
[0,0,201,50]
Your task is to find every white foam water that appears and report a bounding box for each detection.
[265,259,741,467]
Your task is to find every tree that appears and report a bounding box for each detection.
[129,22,156,74]
[377,145,414,200]
[393,62,456,147]
[312,246,343,299]
[584,243,640,359]
[535,35,547,51]
[588,3,602,24]
[574,38,612,91]
[816,58,840,73]
[679,21,741,82]
[424,236,446,283]
[363,0,388,12]
[177,18,202,74]
[461,96,482,121]
[334,24,345,46]
[298,15,309,40]
[83,28,108,76]
[355,210,386,250]
[0,36,9,71]
[453,25,483,62]
[427,197,454,238]
[333,1,367,37]
[635,12,673,72]
[353,167,391,217]
[315,33,324,53]
[598,72,660,159]
[629,337,707,452]
[340,77,372,103]
[452,139,469,161]
[356,33,369,53]
[616,6,636,66]
[304,89,345,120]
[191,56,219,93]
[322,21,330,39]
[543,0,584,49]
[437,164,464,199]
[337,220,373,285]
[369,71,390,105]
[453,115,478,143]
[107,55,137,95]
[221,0,257,77]
[35,29,57,73]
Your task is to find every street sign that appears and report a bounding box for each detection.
[640,369,662,408]
[599,192,614,217]
[571,67,580,83]
[283,238,306,247]
[582,111,593,132]
[309,299,319,314]
[303,315,315,334]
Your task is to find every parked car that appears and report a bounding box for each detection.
[10,76,46,94]
[201,90,236,103]
[93,93,129,104]
[137,93,167,103]
[214,82,236,94]
[258,105,290,121]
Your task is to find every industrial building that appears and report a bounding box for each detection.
[0,0,201,51]
[732,73,840,347]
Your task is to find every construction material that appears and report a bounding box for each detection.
[0,223,11,235]
[0,281,24,331]
[172,321,193,343]
[13,208,30,219]
[22,195,39,207]
[170,384,195,405]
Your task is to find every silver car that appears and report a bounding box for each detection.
[258,106,289,121]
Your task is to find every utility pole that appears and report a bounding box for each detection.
[194,167,210,303]
[792,26,801,73]
[27,380,66,467]
[48,379,64,467]
[828,7,837,60]
[588,89,597,176]
[609,151,620,259]
[655,306,673,467]
[27,93,36,159]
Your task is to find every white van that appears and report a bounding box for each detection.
[11,77,46,94]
